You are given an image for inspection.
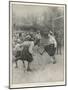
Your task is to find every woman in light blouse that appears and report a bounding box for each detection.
[41,31,57,64]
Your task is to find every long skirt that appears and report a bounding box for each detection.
[15,46,33,62]
[44,44,56,56]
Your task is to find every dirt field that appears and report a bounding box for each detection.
[12,47,64,85]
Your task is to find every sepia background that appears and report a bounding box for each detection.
[11,2,65,86]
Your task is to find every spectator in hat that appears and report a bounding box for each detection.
[35,31,41,46]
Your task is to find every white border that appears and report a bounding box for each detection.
[10,2,13,86]
[10,1,65,7]
[11,81,65,88]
